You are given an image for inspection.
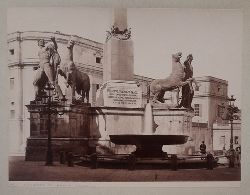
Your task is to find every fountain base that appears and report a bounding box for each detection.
[110,134,189,158]
[132,144,167,158]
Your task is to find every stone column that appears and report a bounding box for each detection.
[113,8,128,31]
[103,8,134,82]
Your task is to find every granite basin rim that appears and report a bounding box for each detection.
[109,134,189,145]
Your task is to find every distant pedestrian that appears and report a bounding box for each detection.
[228,148,236,168]
[206,152,214,170]
[235,147,241,167]
[200,141,206,155]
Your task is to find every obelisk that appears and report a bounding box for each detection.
[103,8,134,82]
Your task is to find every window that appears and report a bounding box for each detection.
[9,49,14,55]
[10,110,15,119]
[234,136,239,144]
[219,135,225,145]
[194,104,201,116]
[10,78,14,90]
[96,57,101,64]
[11,102,14,105]
[217,85,221,92]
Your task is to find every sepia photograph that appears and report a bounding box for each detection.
[7,6,242,183]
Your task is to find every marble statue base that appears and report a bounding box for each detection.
[25,102,93,161]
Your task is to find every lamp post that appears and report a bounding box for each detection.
[222,95,240,151]
[227,95,237,150]
[220,95,239,168]
[39,83,67,166]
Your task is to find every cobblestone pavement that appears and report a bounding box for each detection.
[9,156,240,182]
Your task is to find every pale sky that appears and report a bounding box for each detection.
[7,7,242,106]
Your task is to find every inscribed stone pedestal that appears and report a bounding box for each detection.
[96,80,142,108]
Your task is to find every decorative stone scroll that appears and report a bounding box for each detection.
[106,25,131,42]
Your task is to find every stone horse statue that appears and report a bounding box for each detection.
[150,52,194,104]
[58,39,90,103]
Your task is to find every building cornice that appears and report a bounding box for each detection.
[212,128,241,131]
[193,94,228,100]
[7,31,103,52]
[8,61,156,81]
[76,64,103,76]
[195,76,228,85]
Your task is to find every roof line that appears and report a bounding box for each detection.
[7,30,104,45]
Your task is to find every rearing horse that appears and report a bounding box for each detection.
[150,52,193,104]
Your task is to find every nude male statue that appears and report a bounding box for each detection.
[33,36,63,100]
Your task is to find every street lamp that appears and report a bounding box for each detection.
[225,95,239,150]
[39,83,67,166]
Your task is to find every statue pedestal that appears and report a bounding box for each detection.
[25,102,92,161]
[96,80,142,108]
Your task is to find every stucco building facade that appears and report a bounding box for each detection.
[212,116,241,151]
[191,76,230,151]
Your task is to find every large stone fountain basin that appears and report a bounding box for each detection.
[109,134,189,145]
